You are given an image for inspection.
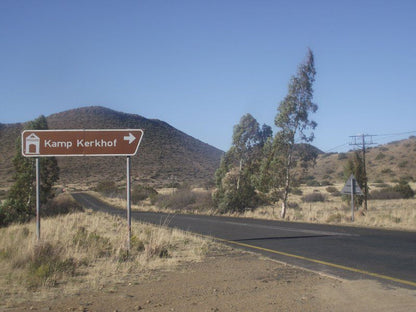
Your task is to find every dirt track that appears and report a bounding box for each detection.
[6,247,416,312]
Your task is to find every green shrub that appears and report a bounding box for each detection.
[370,182,414,200]
[131,185,158,204]
[326,186,338,193]
[94,181,122,197]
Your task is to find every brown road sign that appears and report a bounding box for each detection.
[22,129,143,157]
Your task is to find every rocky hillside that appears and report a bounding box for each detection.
[310,136,416,184]
[0,106,223,188]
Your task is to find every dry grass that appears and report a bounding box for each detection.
[242,184,416,231]
[0,203,211,308]
[91,188,217,215]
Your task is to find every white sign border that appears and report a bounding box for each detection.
[22,129,144,157]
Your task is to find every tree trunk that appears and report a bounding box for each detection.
[236,158,243,190]
[280,154,292,219]
[280,178,289,218]
[280,201,286,219]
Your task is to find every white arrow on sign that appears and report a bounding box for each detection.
[123,133,136,144]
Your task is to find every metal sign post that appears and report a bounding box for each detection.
[341,174,363,222]
[126,156,132,251]
[35,158,40,241]
[350,178,355,222]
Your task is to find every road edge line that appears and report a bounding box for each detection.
[197,234,416,288]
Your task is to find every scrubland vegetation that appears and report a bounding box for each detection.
[0,194,210,308]
[93,179,416,231]
[241,183,416,230]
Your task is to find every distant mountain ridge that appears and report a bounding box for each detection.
[0,106,223,188]
[1,107,415,190]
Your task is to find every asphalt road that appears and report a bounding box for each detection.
[72,192,416,288]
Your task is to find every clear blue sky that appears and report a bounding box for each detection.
[1,0,415,152]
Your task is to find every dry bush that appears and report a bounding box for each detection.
[370,189,404,200]
[325,186,338,194]
[370,182,415,200]
[41,193,83,217]
[94,180,123,198]
[131,185,158,204]
[154,188,214,212]
[301,192,326,203]
[154,188,197,210]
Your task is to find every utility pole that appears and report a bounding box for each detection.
[349,134,376,210]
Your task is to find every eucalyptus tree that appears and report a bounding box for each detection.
[214,114,272,213]
[273,49,318,218]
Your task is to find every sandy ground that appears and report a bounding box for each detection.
[4,247,415,312]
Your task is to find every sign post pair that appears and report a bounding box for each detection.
[22,129,143,250]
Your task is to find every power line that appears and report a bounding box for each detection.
[324,143,348,153]
[293,130,415,154]
[373,130,416,137]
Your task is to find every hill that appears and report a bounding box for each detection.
[310,136,416,184]
[0,106,223,188]
[2,107,415,190]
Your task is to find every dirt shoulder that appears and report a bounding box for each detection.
[6,247,415,312]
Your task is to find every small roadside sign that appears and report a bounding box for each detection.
[22,129,143,157]
[341,174,363,222]
[341,174,363,195]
